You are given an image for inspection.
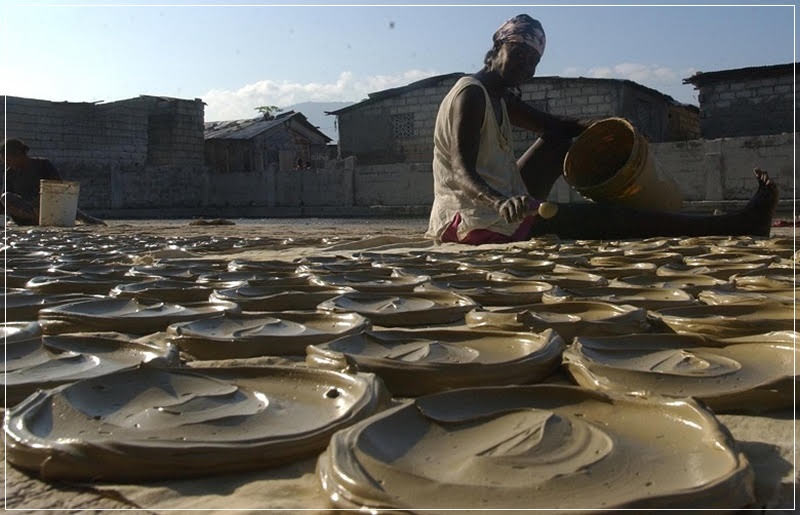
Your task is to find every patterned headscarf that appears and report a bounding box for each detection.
[493,14,546,58]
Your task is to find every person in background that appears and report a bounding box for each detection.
[426,14,777,244]
[2,138,105,225]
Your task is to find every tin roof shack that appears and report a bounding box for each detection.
[0,94,205,210]
[329,73,698,165]
[683,63,797,139]
[204,111,332,174]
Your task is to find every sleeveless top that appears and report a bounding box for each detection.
[426,76,527,240]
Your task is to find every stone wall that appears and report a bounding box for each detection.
[695,73,796,139]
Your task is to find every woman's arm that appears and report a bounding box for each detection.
[450,86,530,223]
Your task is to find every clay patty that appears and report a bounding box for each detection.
[5,366,387,481]
[317,385,753,511]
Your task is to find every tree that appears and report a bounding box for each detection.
[255,105,283,119]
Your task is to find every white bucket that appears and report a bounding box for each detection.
[39,180,80,227]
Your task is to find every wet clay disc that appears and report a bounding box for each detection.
[620,250,684,265]
[3,332,175,407]
[731,266,797,291]
[3,292,104,322]
[489,269,608,289]
[1,321,42,344]
[209,284,351,311]
[542,285,696,311]
[47,263,132,279]
[196,272,307,288]
[563,334,797,412]
[110,279,215,303]
[318,291,477,327]
[697,288,796,306]
[227,259,300,273]
[5,366,388,481]
[419,278,553,306]
[306,328,564,396]
[25,274,121,295]
[168,311,370,359]
[685,252,778,267]
[653,303,795,338]
[311,272,430,293]
[573,263,657,279]
[468,257,557,275]
[680,263,771,281]
[589,254,680,267]
[465,301,650,342]
[317,385,753,511]
[611,274,732,296]
[38,298,236,335]
[127,263,221,281]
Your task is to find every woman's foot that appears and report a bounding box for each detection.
[739,168,779,236]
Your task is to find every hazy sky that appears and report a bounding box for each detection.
[2,1,795,122]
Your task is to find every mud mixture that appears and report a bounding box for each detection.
[2,222,796,511]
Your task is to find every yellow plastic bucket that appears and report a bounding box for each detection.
[39,180,80,227]
[563,118,682,212]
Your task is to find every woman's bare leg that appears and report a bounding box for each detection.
[529,169,778,239]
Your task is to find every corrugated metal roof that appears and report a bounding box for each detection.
[683,62,796,87]
[204,111,331,142]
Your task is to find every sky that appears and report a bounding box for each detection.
[1,0,796,135]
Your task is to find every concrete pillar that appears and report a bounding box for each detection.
[703,140,724,201]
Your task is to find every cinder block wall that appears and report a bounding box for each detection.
[338,77,696,165]
[696,73,796,138]
[336,77,461,165]
[2,95,205,210]
[649,132,794,201]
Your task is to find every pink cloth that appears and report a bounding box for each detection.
[441,212,538,245]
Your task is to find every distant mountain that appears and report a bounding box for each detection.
[281,101,355,143]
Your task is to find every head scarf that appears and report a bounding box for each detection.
[493,14,546,58]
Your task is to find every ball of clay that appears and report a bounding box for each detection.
[538,202,559,219]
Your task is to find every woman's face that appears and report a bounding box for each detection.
[493,42,541,85]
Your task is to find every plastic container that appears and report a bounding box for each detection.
[39,180,80,227]
[563,118,682,212]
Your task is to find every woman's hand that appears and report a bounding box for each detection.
[494,195,535,223]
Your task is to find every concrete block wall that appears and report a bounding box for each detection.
[354,163,434,206]
[336,76,461,165]
[513,79,621,154]
[1,96,149,166]
[697,73,796,138]
[3,95,206,210]
[338,77,695,165]
[650,132,795,201]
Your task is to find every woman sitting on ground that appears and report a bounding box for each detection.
[426,14,777,244]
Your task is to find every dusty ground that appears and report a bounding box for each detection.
[3,218,797,512]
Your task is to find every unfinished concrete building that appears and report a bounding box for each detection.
[204,111,332,174]
[1,95,205,210]
[683,62,797,139]
[329,73,700,165]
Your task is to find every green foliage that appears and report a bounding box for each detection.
[255,105,282,118]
